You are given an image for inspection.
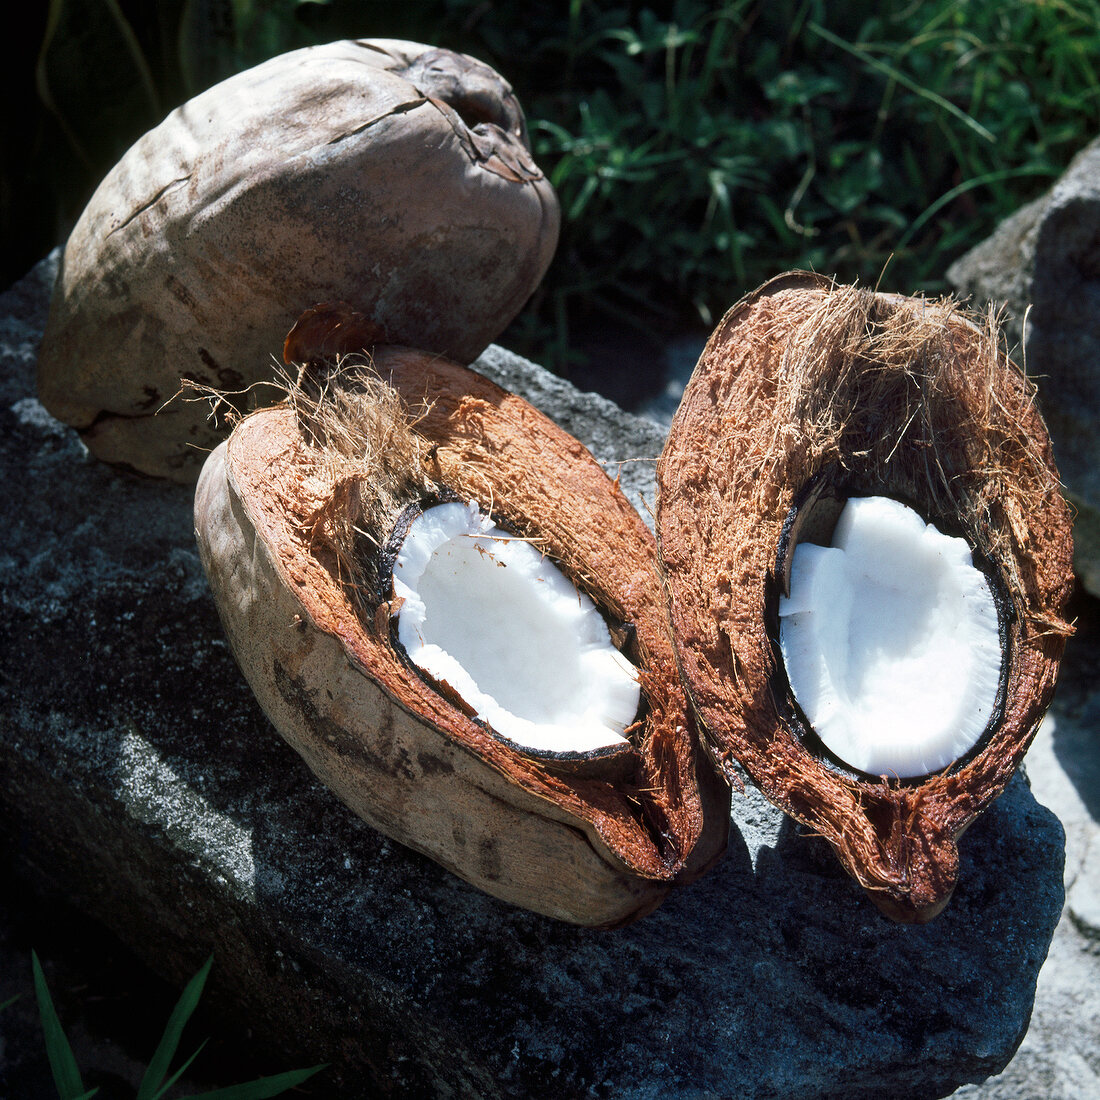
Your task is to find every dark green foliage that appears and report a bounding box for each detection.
[11,0,1100,371]
[500,0,1100,363]
[29,951,324,1099]
[32,951,97,1100]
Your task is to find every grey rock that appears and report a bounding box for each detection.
[941,150,1100,1096]
[948,138,1100,595]
[949,596,1100,1100]
[0,254,1080,1099]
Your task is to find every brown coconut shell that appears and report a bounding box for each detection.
[656,272,1075,922]
[38,38,558,482]
[194,308,729,927]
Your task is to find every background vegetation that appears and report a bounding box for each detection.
[8,0,1100,383]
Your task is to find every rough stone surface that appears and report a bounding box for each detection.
[952,592,1100,1100]
[0,254,1092,1099]
[949,147,1100,1100]
[948,137,1100,596]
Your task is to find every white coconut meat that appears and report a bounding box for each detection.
[778,496,1002,778]
[391,501,641,754]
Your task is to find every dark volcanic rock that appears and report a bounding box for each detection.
[948,137,1100,596]
[0,254,1068,1099]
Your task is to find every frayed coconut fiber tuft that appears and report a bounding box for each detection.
[280,358,435,605]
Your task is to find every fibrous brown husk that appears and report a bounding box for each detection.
[38,38,558,482]
[656,272,1074,922]
[194,306,729,927]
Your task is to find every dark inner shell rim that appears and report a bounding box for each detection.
[376,491,647,769]
[767,468,1014,786]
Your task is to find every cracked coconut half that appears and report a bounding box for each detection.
[194,303,729,927]
[657,272,1074,922]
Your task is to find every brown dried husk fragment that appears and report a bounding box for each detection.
[195,312,729,927]
[656,272,1075,922]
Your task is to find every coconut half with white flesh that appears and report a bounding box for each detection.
[194,305,729,927]
[657,272,1074,922]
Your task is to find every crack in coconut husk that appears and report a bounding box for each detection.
[658,275,1075,919]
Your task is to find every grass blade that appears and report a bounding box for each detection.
[894,165,1057,254]
[149,1039,210,1100]
[136,955,214,1100]
[34,0,95,169]
[100,0,161,115]
[31,950,92,1100]
[807,21,996,144]
[176,1064,327,1100]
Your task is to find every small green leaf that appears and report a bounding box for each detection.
[149,1040,209,1100]
[176,1064,327,1100]
[137,955,213,1100]
[31,951,92,1100]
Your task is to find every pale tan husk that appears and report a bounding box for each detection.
[195,333,729,926]
[657,272,1075,921]
[38,38,558,482]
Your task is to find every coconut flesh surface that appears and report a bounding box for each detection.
[779,496,1002,778]
[392,501,641,754]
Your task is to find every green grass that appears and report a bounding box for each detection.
[502,0,1100,364]
[12,0,1100,372]
[29,951,325,1099]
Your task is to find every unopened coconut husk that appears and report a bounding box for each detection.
[656,272,1074,922]
[194,305,729,927]
[38,38,558,482]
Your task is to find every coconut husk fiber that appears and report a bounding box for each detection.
[194,304,729,927]
[656,272,1074,922]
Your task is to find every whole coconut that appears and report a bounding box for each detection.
[37,39,559,481]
